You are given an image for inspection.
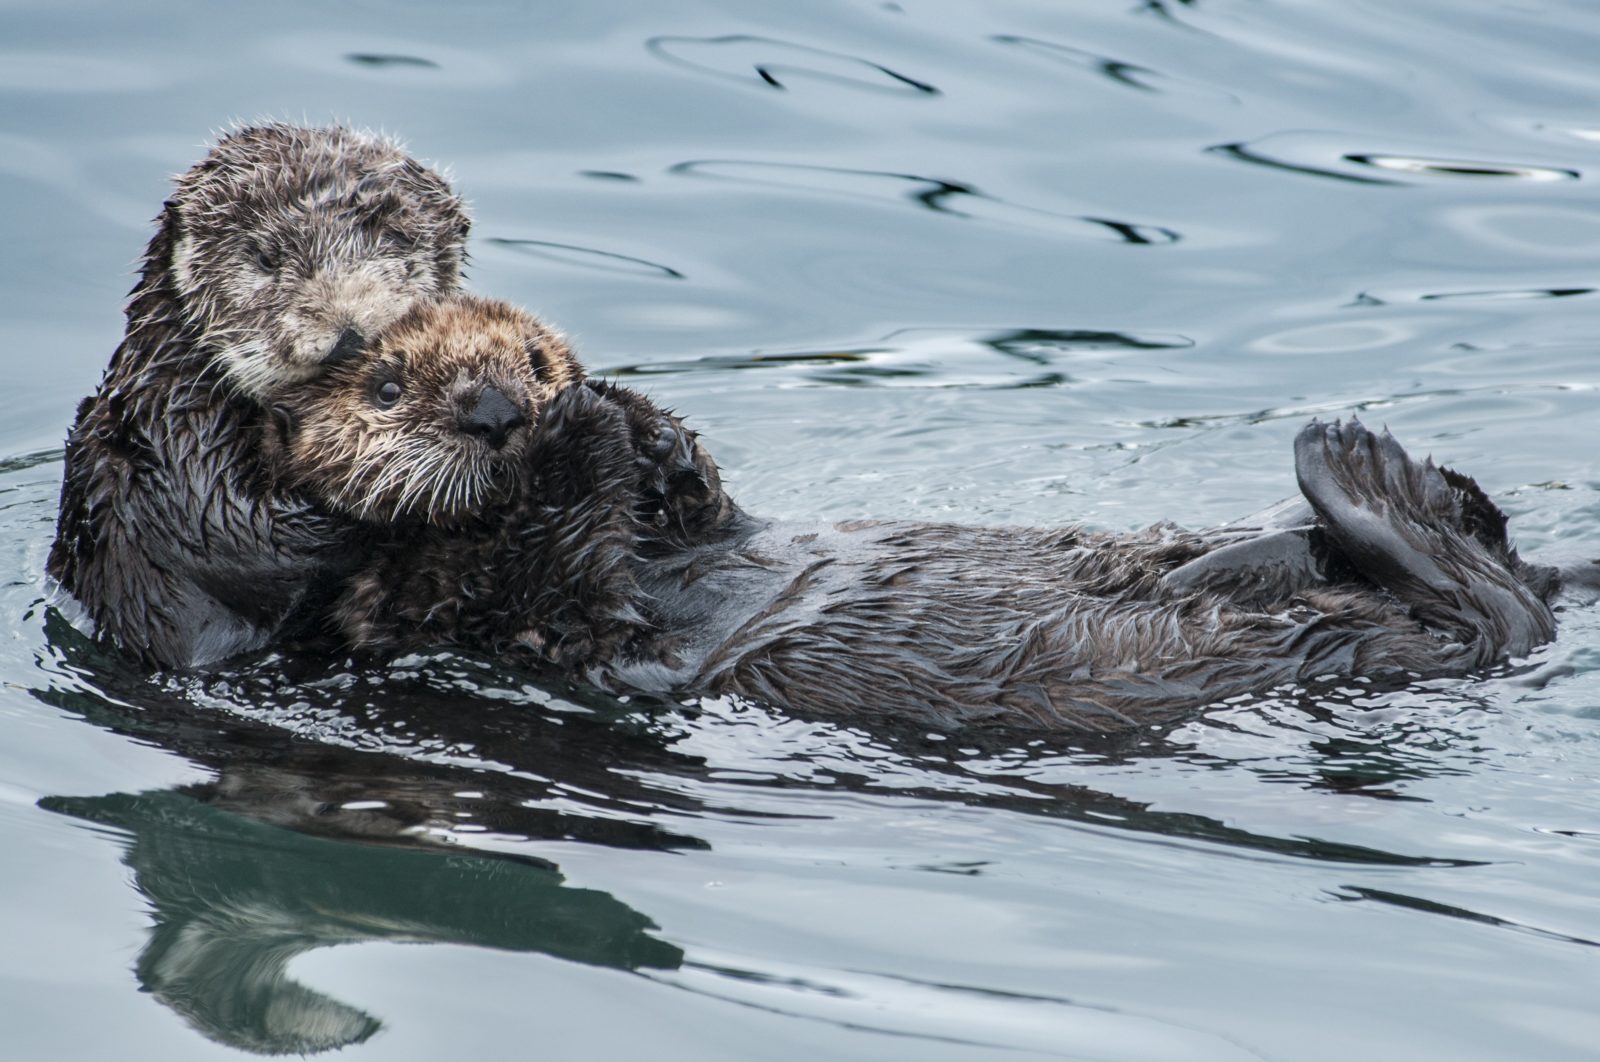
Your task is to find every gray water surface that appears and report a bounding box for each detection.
[4,1,1600,1059]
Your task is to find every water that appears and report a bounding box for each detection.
[4,0,1600,1058]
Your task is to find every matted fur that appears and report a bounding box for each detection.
[276,298,1559,733]
[49,123,469,667]
[167,123,470,398]
[271,295,580,524]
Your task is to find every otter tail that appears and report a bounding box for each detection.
[1293,418,1555,665]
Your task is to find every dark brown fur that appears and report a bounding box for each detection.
[50,124,470,667]
[276,303,1559,733]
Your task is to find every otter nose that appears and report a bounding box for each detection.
[458,386,527,449]
[322,327,364,368]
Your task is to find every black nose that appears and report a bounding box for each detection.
[322,327,364,368]
[458,386,527,449]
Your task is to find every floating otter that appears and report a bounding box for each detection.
[270,295,1559,732]
[50,124,471,667]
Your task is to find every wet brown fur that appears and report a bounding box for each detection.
[271,295,580,524]
[276,301,1560,733]
[49,123,469,667]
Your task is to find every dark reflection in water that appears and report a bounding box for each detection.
[1208,141,1400,186]
[1133,0,1206,29]
[1331,886,1600,949]
[670,160,1182,244]
[486,236,684,280]
[34,613,719,850]
[1214,136,1582,186]
[607,326,1191,388]
[38,605,1498,872]
[1417,287,1593,302]
[647,35,938,95]
[991,33,1234,102]
[993,35,1162,93]
[25,582,1552,1053]
[1346,154,1580,182]
[343,53,438,70]
[33,619,697,1054]
[40,788,682,1055]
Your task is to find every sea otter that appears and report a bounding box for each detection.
[266,294,1559,732]
[50,123,472,667]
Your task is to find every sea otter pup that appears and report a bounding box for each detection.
[265,294,731,660]
[50,124,472,667]
[271,296,1559,732]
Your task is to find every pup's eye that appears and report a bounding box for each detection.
[252,245,280,273]
[374,380,403,407]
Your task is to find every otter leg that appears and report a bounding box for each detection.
[1293,418,1555,663]
[1161,526,1348,606]
[1162,492,1358,606]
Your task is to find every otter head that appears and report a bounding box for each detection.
[165,123,471,399]
[272,295,580,525]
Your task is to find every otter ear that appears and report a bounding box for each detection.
[270,403,298,440]
[148,199,184,272]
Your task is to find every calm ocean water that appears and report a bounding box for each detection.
[4,1,1600,1058]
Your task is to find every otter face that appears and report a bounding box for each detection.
[167,123,471,400]
[276,295,580,524]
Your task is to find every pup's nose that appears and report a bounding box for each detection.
[322,327,364,368]
[458,386,527,449]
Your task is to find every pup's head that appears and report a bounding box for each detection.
[165,123,471,399]
[273,295,580,524]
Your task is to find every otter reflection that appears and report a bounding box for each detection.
[39,783,682,1055]
[33,607,1502,1055]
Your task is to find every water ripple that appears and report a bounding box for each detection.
[1334,886,1600,949]
[1418,286,1593,302]
[670,160,1181,244]
[1213,133,1582,186]
[1209,140,1399,186]
[647,35,938,95]
[607,327,1191,389]
[485,237,684,280]
[1347,154,1579,182]
[344,52,439,69]
[992,34,1235,102]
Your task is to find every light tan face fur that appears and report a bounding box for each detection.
[275,295,580,524]
[168,123,470,399]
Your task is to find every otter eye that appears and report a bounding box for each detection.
[374,379,403,407]
[252,245,280,273]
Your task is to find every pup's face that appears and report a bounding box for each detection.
[168,124,471,399]
[275,296,580,524]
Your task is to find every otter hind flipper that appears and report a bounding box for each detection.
[1293,418,1555,663]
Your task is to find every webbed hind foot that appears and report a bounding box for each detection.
[1294,418,1554,662]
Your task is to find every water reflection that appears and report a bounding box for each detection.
[1213,135,1582,186]
[1332,886,1600,949]
[1208,141,1399,186]
[669,160,1182,244]
[1346,154,1579,182]
[1418,287,1593,302]
[485,236,685,280]
[992,33,1236,103]
[24,585,1550,1056]
[993,35,1162,92]
[343,52,439,69]
[606,326,1191,389]
[40,787,682,1054]
[647,35,938,95]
